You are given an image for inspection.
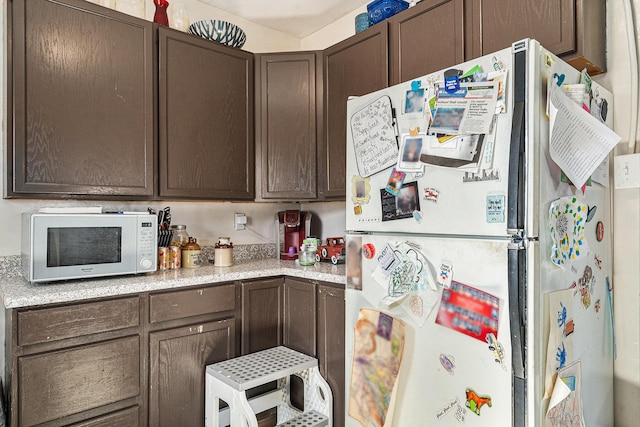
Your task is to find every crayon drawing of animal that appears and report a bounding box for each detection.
[465,388,492,415]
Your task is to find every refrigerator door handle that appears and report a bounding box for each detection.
[508,240,527,427]
[508,241,526,379]
[507,45,527,236]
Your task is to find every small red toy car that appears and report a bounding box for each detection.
[316,237,346,265]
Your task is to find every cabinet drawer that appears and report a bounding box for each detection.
[18,336,140,426]
[17,297,140,346]
[72,406,139,427]
[149,283,236,324]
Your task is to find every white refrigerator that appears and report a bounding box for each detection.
[344,39,616,427]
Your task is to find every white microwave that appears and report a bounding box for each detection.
[21,213,157,283]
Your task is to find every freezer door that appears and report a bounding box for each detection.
[345,46,517,237]
[345,234,514,426]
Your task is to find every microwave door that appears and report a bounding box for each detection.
[31,215,138,281]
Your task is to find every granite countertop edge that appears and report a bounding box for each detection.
[0,259,346,309]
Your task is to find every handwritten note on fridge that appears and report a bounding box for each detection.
[350,96,399,177]
[549,86,620,189]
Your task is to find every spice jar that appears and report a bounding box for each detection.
[181,237,202,268]
[214,237,233,267]
[170,225,189,247]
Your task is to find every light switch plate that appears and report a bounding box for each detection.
[234,213,247,230]
[614,153,640,189]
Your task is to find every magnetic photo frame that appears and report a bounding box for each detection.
[397,134,425,172]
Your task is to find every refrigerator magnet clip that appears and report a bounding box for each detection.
[353,205,363,215]
[412,210,423,222]
[411,80,422,91]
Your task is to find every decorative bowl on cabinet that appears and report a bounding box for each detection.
[188,20,247,48]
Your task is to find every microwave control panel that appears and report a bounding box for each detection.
[137,215,157,272]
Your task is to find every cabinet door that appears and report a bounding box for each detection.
[241,278,283,354]
[158,27,254,200]
[283,278,317,356]
[256,52,320,200]
[317,284,345,427]
[322,25,389,199]
[149,319,235,427]
[9,0,155,197]
[389,0,465,84]
[469,0,605,74]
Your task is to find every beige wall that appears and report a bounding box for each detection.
[594,1,640,426]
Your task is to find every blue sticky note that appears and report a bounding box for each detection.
[486,195,505,223]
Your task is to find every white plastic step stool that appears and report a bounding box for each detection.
[205,346,333,427]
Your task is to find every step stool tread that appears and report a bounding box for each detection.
[206,346,318,391]
[276,410,328,427]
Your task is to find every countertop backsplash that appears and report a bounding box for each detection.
[0,243,278,279]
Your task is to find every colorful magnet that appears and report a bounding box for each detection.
[594,254,602,269]
[362,243,376,259]
[424,188,440,203]
[486,195,505,223]
[492,55,505,71]
[465,388,492,415]
[586,205,597,222]
[553,72,565,86]
[411,80,422,91]
[385,168,406,197]
[596,221,604,241]
[437,261,453,288]
[444,75,460,93]
[594,299,601,313]
[485,333,505,365]
[439,354,456,375]
[354,205,362,215]
[409,126,420,136]
[412,210,423,223]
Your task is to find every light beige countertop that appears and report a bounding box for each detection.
[0,259,345,309]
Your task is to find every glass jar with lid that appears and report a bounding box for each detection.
[170,225,189,247]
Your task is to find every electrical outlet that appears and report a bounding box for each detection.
[614,154,640,189]
[234,213,247,231]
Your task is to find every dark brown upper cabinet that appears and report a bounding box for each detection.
[389,0,466,85]
[468,0,605,75]
[158,27,254,200]
[8,0,155,198]
[255,52,321,200]
[322,24,389,199]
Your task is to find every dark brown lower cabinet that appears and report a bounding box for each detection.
[241,277,284,354]
[317,284,346,427]
[6,277,343,427]
[149,319,235,427]
[283,277,317,356]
